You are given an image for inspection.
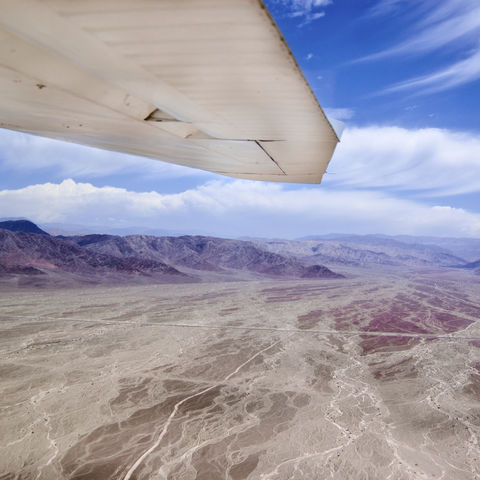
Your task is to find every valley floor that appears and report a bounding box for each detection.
[1,268,480,479]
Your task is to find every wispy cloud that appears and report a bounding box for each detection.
[296,11,325,27]
[284,0,332,11]
[367,0,412,17]
[361,3,480,62]
[269,0,332,26]
[327,126,480,196]
[358,0,480,94]
[1,179,480,237]
[382,48,480,94]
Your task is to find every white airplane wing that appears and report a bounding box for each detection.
[0,0,340,183]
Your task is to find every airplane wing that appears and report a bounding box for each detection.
[0,0,340,183]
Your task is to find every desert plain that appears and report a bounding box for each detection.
[1,267,480,479]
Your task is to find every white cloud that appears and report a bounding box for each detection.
[326,126,480,196]
[1,178,480,238]
[382,49,480,94]
[358,0,480,94]
[2,125,480,237]
[297,11,325,26]
[324,107,355,120]
[285,0,332,11]
[306,53,314,60]
[0,129,211,180]
[367,0,411,17]
[271,0,331,26]
[364,0,480,59]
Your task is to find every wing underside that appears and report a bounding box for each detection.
[0,0,339,183]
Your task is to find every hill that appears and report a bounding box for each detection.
[298,233,479,262]
[65,234,343,279]
[0,219,50,236]
[257,235,466,268]
[0,229,189,287]
[0,222,343,287]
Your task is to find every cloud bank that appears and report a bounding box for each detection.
[1,179,479,238]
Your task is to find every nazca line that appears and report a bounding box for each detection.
[121,339,281,480]
[3,314,480,342]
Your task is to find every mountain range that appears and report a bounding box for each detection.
[0,220,343,287]
[253,237,468,268]
[1,220,479,288]
[297,234,480,263]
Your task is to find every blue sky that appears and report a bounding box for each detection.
[270,0,480,132]
[1,0,480,238]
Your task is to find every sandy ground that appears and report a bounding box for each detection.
[1,267,480,479]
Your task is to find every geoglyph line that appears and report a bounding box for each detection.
[2,314,479,341]
[121,339,282,480]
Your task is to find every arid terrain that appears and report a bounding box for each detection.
[1,266,480,479]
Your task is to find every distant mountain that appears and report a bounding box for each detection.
[0,219,50,236]
[41,222,189,237]
[0,221,343,287]
[298,233,480,262]
[255,236,466,268]
[0,229,188,284]
[65,234,343,279]
[11,220,477,286]
[391,235,480,262]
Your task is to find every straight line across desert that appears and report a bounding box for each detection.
[1,1,480,480]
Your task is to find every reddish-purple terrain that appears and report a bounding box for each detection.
[0,221,342,286]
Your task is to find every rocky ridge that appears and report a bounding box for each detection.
[0,229,187,283]
[0,221,343,286]
[254,237,467,268]
[65,234,343,279]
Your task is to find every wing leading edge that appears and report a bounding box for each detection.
[0,0,340,183]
